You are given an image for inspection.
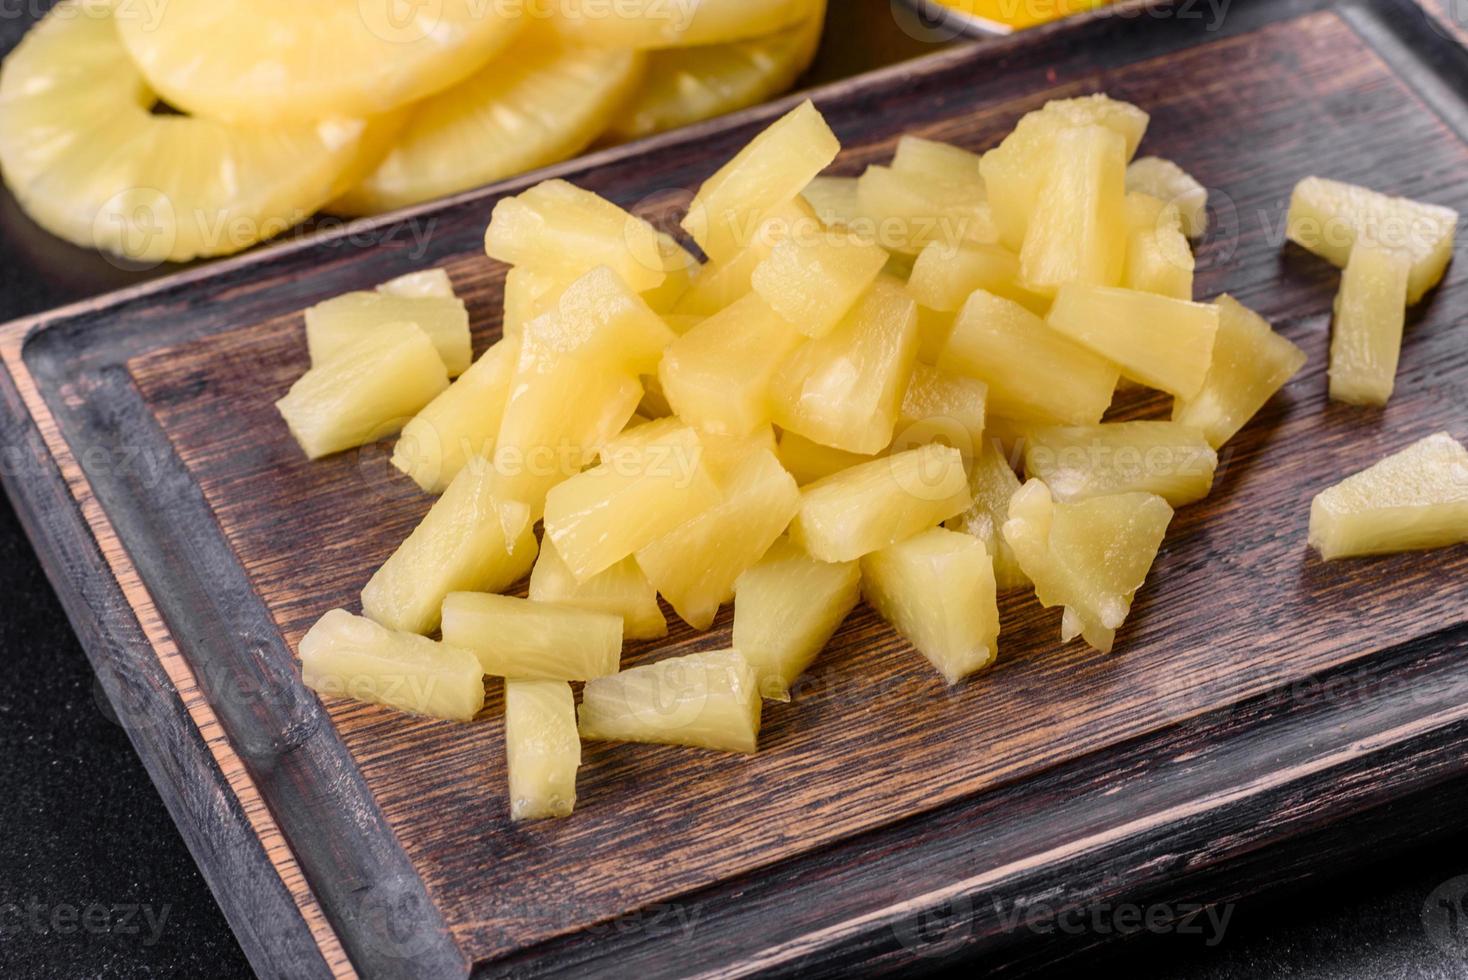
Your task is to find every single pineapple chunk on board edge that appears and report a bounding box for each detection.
[1328,243,1411,407]
[505,680,580,821]
[441,593,623,681]
[579,649,762,754]
[1308,432,1468,560]
[305,290,471,377]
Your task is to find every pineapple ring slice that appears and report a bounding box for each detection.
[0,0,396,263]
[115,0,525,124]
[605,5,825,143]
[547,0,821,49]
[332,40,643,216]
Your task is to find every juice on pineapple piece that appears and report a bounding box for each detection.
[945,442,1030,591]
[855,164,997,255]
[907,241,1050,315]
[1173,295,1306,448]
[801,176,863,231]
[299,609,484,722]
[440,593,622,680]
[392,337,518,493]
[771,278,920,454]
[1003,480,1173,653]
[578,649,762,753]
[501,267,563,340]
[529,539,667,640]
[543,422,723,581]
[674,199,819,317]
[751,231,890,337]
[485,180,670,293]
[776,431,877,486]
[525,266,678,376]
[1020,124,1128,294]
[377,269,455,300]
[361,463,539,634]
[1328,244,1411,406]
[548,0,818,49]
[635,448,800,630]
[861,527,999,684]
[682,100,840,264]
[1308,432,1468,560]
[939,290,1119,425]
[1126,157,1209,238]
[276,322,449,460]
[504,680,580,821]
[1286,176,1458,304]
[1024,421,1218,506]
[1047,283,1219,398]
[659,293,805,436]
[1122,192,1194,300]
[789,444,970,562]
[733,537,861,699]
[891,136,984,189]
[893,364,988,461]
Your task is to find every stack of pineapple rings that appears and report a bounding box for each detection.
[0,0,825,264]
[283,92,1461,822]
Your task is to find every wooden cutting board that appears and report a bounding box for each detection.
[4,1,1468,977]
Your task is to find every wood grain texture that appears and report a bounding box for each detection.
[4,1,1468,976]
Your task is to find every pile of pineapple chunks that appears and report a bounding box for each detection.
[278,95,1465,821]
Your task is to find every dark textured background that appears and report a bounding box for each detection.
[1,1,1466,977]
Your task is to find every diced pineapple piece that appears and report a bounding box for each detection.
[377,268,455,300]
[682,100,839,264]
[891,136,984,189]
[1126,157,1208,238]
[772,278,920,454]
[529,538,667,641]
[1003,480,1173,653]
[543,422,723,581]
[1024,421,1218,506]
[1286,176,1458,304]
[659,293,805,436]
[855,164,997,255]
[502,267,563,341]
[751,231,889,337]
[862,527,999,684]
[1020,124,1128,294]
[305,290,471,376]
[276,322,449,460]
[1122,192,1194,300]
[1047,284,1219,398]
[945,441,1029,591]
[674,199,818,317]
[733,537,861,699]
[913,306,956,365]
[392,338,517,493]
[939,290,1119,425]
[524,266,677,376]
[700,425,780,481]
[361,464,539,634]
[636,448,800,629]
[775,431,877,486]
[578,649,762,753]
[1307,432,1468,560]
[1173,295,1306,448]
[642,235,700,314]
[441,593,621,680]
[299,609,484,722]
[485,179,669,293]
[800,175,862,230]
[789,444,970,562]
[504,680,579,821]
[907,240,1050,315]
[893,364,988,461]
[1328,244,1411,406]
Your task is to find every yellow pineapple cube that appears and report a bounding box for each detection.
[543,422,723,581]
[1003,480,1173,653]
[1047,284,1219,398]
[504,680,579,821]
[913,306,956,365]
[771,279,920,454]
[1173,295,1307,448]
[682,100,839,264]
[528,539,667,640]
[891,135,984,190]
[440,593,622,680]
[732,537,860,699]
[775,431,877,486]
[1126,157,1209,238]
[1122,192,1194,300]
[674,199,818,317]
[861,527,999,684]
[658,293,804,436]
[801,175,863,231]
[1286,176,1458,304]
[641,235,700,314]
[1328,244,1411,406]
[855,164,997,255]
[1020,124,1128,294]
[299,609,484,722]
[939,290,1119,425]
[751,231,890,337]
[524,265,677,376]
[789,444,970,562]
[276,322,449,460]
[306,289,471,377]
[635,447,801,630]
[1023,421,1218,506]
[376,269,455,300]
[1308,432,1468,560]
[501,267,562,341]
[392,337,517,493]
[945,441,1029,591]
[893,364,988,462]
[361,464,539,635]
[907,240,1050,315]
[578,649,762,753]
